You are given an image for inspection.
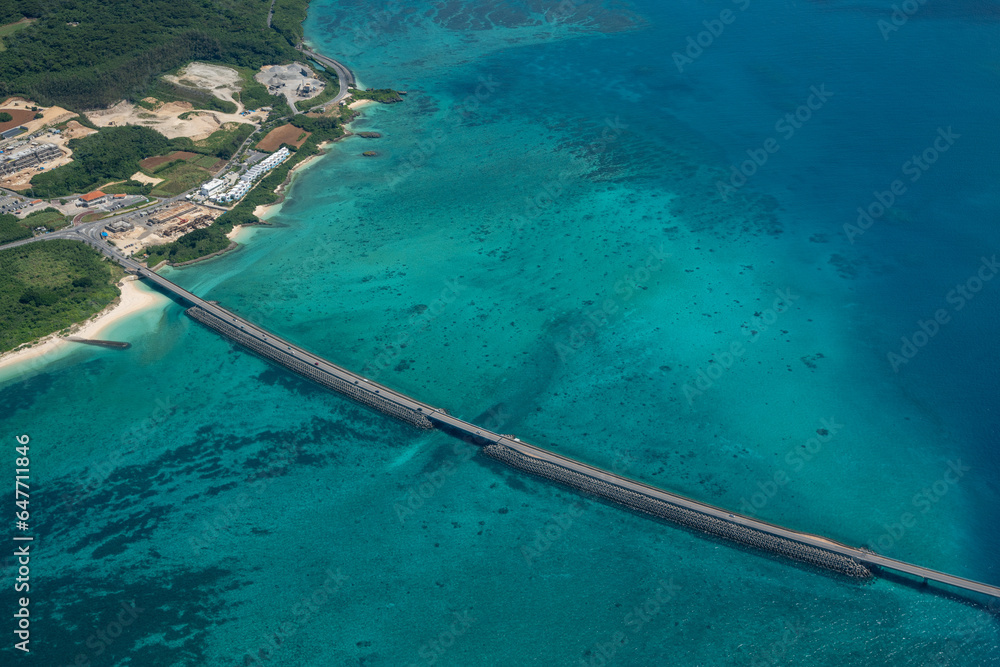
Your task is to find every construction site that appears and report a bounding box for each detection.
[256,63,326,110]
[0,118,95,190]
[102,201,221,255]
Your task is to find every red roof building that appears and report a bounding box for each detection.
[78,190,108,208]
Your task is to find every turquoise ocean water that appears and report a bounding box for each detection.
[2,0,999,664]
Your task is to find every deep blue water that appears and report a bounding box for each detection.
[1,0,998,664]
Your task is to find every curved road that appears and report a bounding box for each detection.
[299,47,357,108]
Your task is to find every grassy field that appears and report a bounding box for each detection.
[139,150,218,197]
[22,209,70,230]
[194,154,222,169]
[194,123,254,154]
[138,151,198,171]
[0,18,34,52]
[149,162,211,197]
[0,240,123,353]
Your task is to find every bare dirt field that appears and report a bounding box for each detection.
[63,120,95,140]
[86,100,263,141]
[0,98,75,134]
[164,62,243,108]
[0,108,35,134]
[256,124,311,152]
[129,172,164,186]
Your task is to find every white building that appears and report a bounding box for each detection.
[200,179,227,198]
[212,148,292,204]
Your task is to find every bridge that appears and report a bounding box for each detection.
[10,232,993,603]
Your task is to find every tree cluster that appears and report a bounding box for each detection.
[0,213,31,244]
[348,88,403,104]
[31,125,170,197]
[0,240,122,353]
[0,0,298,109]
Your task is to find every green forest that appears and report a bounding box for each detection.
[0,213,31,244]
[0,239,123,353]
[0,0,307,108]
[271,0,311,46]
[30,126,171,198]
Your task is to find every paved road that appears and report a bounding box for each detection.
[299,47,357,108]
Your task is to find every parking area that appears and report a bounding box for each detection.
[0,195,27,214]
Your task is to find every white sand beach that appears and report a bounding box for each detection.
[0,278,169,376]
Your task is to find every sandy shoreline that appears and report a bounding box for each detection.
[2,95,375,377]
[226,224,255,242]
[0,278,169,376]
[253,141,332,219]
